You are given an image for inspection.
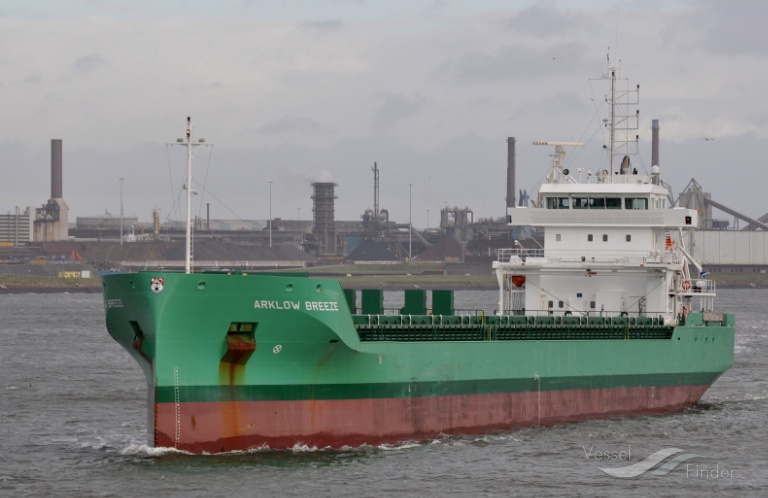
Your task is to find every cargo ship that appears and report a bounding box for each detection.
[102,68,734,454]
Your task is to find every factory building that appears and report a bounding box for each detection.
[0,139,70,245]
[0,207,34,245]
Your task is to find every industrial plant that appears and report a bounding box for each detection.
[2,125,768,275]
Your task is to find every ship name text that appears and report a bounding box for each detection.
[253,299,339,312]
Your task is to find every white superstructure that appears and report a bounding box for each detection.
[494,67,715,326]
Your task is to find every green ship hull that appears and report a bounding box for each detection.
[102,271,734,453]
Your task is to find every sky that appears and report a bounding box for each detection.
[1,0,767,229]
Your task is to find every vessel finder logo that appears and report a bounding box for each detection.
[593,447,701,477]
[585,445,736,479]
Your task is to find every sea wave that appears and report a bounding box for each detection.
[119,443,193,457]
[377,441,423,451]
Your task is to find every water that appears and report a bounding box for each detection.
[1,289,766,497]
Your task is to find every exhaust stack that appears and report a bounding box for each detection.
[506,137,516,209]
[51,139,63,199]
[651,119,660,185]
[34,138,69,241]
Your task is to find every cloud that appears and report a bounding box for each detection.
[746,112,768,128]
[308,169,335,183]
[258,117,322,135]
[688,0,768,56]
[1,3,767,224]
[511,91,587,122]
[199,82,222,90]
[371,94,425,130]
[72,53,106,74]
[432,42,583,85]
[302,19,344,34]
[505,5,595,37]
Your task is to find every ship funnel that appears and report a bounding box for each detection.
[507,137,516,209]
[651,119,660,185]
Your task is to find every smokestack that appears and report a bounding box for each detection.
[51,139,63,199]
[651,119,660,168]
[651,119,660,185]
[506,137,516,209]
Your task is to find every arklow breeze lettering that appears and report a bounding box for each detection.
[253,300,339,312]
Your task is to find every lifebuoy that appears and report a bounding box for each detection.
[681,280,692,291]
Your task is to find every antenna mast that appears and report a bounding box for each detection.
[175,117,209,274]
[599,52,640,177]
[184,118,193,273]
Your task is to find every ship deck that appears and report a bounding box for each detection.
[352,314,684,342]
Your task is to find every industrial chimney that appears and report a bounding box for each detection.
[34,139,69,241]
[506,137,516,210]
[51,139,63,199]
[311,182,338,256]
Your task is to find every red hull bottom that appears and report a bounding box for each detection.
[154,385,710,453]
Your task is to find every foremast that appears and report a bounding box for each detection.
[175,117,208,273]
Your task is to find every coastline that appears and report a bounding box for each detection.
[1,272,767,294]
[0,278,103,294]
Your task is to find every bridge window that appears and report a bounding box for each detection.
[626,234,632,242]
[571,197,620,209]
[625,198,648,210]
[547,197,571,209]
[588,234,594,242]
[606,198,621,209]
[590,197,606,209]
